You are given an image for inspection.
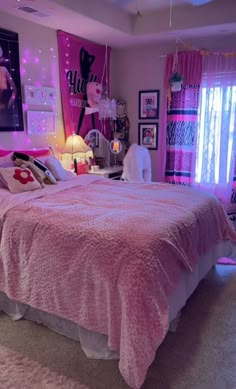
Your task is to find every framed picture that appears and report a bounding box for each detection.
[138,122,158,150]
[0,28,24,131]
[139,90,159,119]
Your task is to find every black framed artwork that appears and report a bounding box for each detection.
[138,122,158,150]
[139,90,160,119]
[0,28,24,131]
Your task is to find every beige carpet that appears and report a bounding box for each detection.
[0,265,236,389]
[0,345,88,389]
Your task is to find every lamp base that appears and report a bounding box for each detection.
[74,159,77,174]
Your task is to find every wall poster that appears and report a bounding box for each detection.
[0,27,24,131]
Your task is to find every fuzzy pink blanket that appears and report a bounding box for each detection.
[0,177,235,388]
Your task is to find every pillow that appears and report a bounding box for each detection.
[0,161,14,168]
[45,156,76,181]
[0,156,14,188]
[0,153,13,164]
[12,152,57,186]
[37,156,48,164]
[0,174,5,188]
[0,167,42,193]
[0,148,51,158]
[231,188,236,204]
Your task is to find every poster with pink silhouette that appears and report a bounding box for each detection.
[57,31,110,139]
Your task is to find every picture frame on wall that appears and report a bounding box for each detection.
[0,28,24,131]
[138,122,158,150]
[139,90,160,119]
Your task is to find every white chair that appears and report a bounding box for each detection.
[121,143,152,183]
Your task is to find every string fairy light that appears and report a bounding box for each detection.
[98,43,116,125]
[167,1,236,57]
[178,39,236,57]
[169,0,173,28]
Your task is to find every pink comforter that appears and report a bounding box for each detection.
[0,177,235,388]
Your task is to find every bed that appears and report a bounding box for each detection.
[0,173,236,389]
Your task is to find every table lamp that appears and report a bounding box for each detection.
[62,133,93,170]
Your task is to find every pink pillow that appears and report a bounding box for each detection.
[0,167,42,193]
[0,148,51,158]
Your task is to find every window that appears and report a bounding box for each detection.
[196,85,236,185]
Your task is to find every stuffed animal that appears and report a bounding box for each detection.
[12,152,57,186]
[85,82,102,115]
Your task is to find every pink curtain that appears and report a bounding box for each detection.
[195,54,236,205]
[164,51,202,185]
[164,51,202,88]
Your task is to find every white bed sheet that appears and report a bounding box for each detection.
[0,240,235,361]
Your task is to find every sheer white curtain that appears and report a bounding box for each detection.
[195,54,236,204]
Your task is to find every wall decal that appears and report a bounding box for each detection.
[27,110,55,135]
[24,85,56,106]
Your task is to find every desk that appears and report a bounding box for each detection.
[88,166,123,180]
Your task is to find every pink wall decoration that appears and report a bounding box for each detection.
[57,30,110,139]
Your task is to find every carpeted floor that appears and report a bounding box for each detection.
[0,265,236,389]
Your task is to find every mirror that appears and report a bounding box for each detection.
[84,129,111,168]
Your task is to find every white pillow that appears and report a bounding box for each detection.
[0,156,14,188]
[0,153,13,164]
[0,167,42,193]
[37,156,48,164]
[45,156,76,181]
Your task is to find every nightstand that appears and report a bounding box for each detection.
[88,166,123,180]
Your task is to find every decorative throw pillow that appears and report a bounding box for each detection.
[0,173,6,188]
[0,167,42,193]
[0,157,14,188]
[45,156,76,181]
[12,152,57,186]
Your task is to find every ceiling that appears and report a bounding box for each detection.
[0,0,236,48]
[104,0,206,14]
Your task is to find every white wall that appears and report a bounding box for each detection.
[0,12,64,153]
[111,42,172,182]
